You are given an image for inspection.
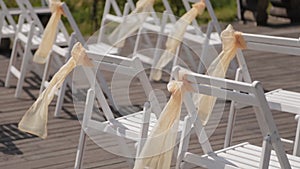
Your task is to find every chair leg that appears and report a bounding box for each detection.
[224,102,237,148]
[5,39,19,88]
[54,78,67,117]
[74,128,87,169]
[293,115,300,156]
[175,116,192,169]
[40,55,52,94]
[15,42,32,98]
[116,128,134,168]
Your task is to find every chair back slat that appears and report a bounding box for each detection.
[241,33,300,56]
[16,0,44,32]
[243,33,300,47]
[177,68,260,106]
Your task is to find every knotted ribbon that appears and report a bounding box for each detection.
[19,42,93,139]
[33,0,65,64]
[108,0,155,48]
[194,24,247,125]
[150,0,206,81]
[134,70,193,169]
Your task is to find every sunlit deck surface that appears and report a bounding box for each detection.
[1,17,300,169]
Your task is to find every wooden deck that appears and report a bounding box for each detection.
[1,18,300,169]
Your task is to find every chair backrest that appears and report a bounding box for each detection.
[126,0,160,25]
[83,52,162,121]
[98,0,131,43]
[223,32,300,148]
[16,0,69,40]
[16,0,45,32]
[183,0,221,34]
[60,2,85,45]
[162,0,221,35]
[0,0,16,28]
[172,66,291,167]
[235,33,300,85]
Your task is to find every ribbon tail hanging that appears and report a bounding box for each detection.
[150,0,206,81]
[33,0,65,64]
[19,43,93,138]
[195,24,247,125]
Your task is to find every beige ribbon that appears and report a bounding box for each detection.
[134,71,193,169]
[194,24,246,125]
[150,0,206,81]
[108,0,155,48]
[19,42,93,139]
[33,0,65,64]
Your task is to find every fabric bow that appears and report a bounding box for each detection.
[19,42,93,139]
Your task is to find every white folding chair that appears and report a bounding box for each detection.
[5,0,69,98]
[39,2,117,117]
[90,0,130,55]
[173,66,299,169]
[73,52,166,169]
[224,33,300,157]
[0,0,50,46]
[99,0,163,65]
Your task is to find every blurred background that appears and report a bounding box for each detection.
[3,0,238,35]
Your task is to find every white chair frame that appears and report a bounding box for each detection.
[149,0,223,75]
[5,0,69,98]
[0,0,50,45]
[0,0,17,44]
[224,32,300,157]
[73,52,163,169]
[39,2,117,117]
[173,66,295,169]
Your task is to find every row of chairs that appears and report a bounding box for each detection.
[2,0,224,117]
[74,31,300,168]
[2,0,300,168]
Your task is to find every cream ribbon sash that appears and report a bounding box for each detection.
[134,75,193,169]
[19,42,93,139]
[194,24,247,125]
[150,0,206,81]
[33,0,65,64]
[108,0,155,48]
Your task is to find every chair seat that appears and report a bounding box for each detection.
[87,111,184,141]
[1,25,15,37]
[165,23,199,34]
[134,53,153,65]
[266,89,300,114]
[17,31,68,48]
[183,31,221,45]
[1,23,34,38]
[184,142,300,169]
[52,45,69,57]
[88,42,119,55]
